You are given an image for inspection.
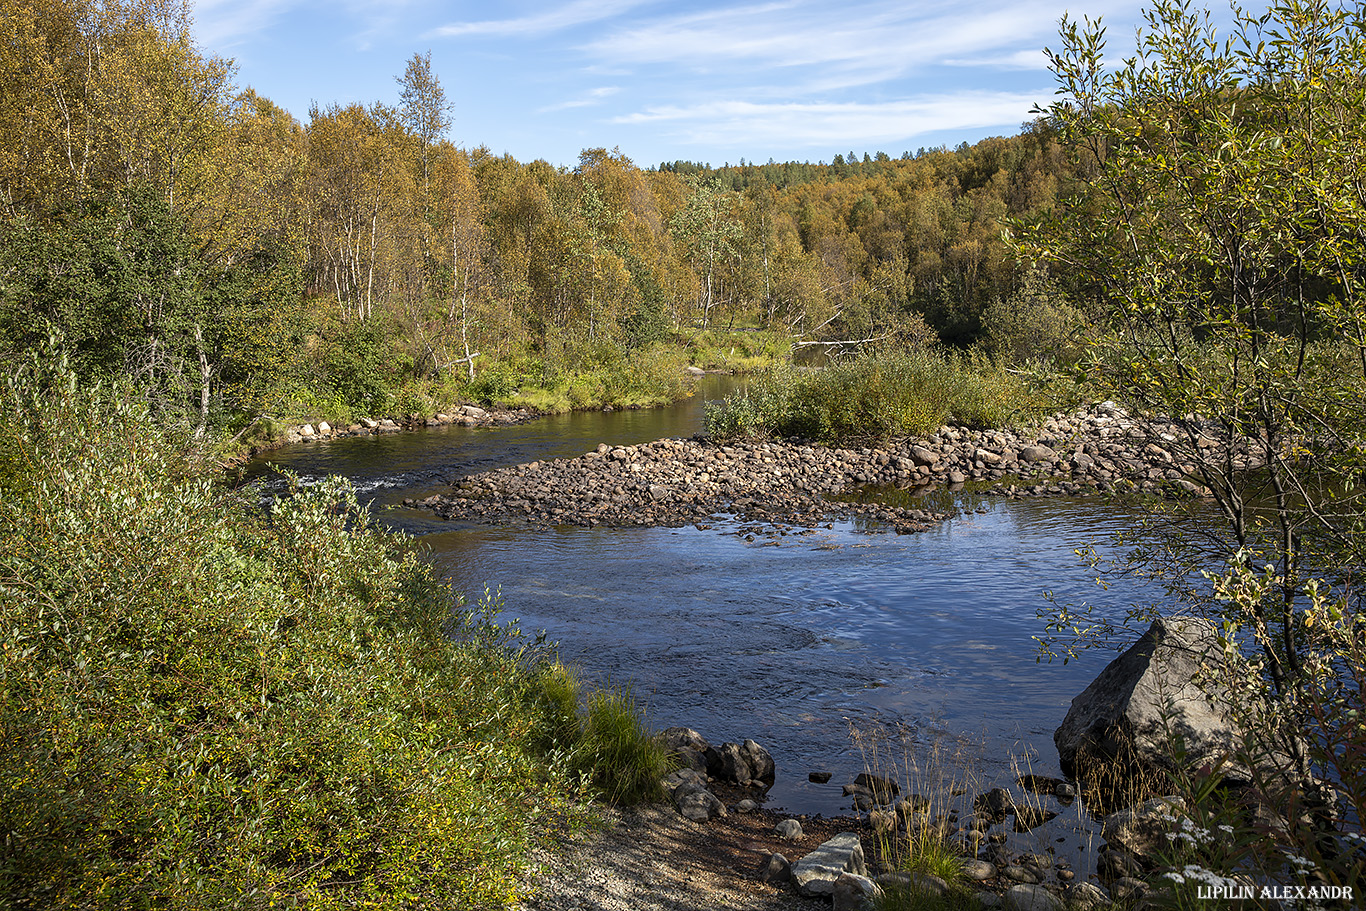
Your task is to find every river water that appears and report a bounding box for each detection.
[243,377,1159,845]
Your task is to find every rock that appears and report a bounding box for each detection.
[910,444,939,466]
[317,421,331,434]
[977,892,1004,909]
[1003,883,1063,911]
[672,780,726,821]
[1013,805,1059,831]
[1020,444,1057,463]
[1003,865,1042,884]
[300,423,315,437]
[1096,848,1144,881]
[854,772,900,802]
[877,871,948,897]
[1054,618,1242,782]
[662,768,707,794]
[775,818,803,840]
[759,852,791,884]
[1101,796,1186,859]
[1111,877,1149,902]
[869,809,897,835]
[793,832,867,897]
[1016,774,1065,794]
[809,771,833,784]
[741,739,776,785]
[1066,882,1110,910]
[963,859,997,881]
[1055,782,1076,801]
[833,871,882,911]
[974,787,1015,822]
[658,728,710,773]
[685,365,706,376]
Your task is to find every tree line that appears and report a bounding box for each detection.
[0,0,1083,431]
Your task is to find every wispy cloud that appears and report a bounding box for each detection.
[583,0,1062,84]
[193,0,298,48]
[612,93,1046,149]
[538,86,622,113]
[430,0,648,39]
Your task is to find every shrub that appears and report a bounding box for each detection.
[0,345,584,909]
[706,350,1031,444]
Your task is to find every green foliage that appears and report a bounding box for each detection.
[707,351,1030,443]
[0,346,588,909]
[575,688,672,805]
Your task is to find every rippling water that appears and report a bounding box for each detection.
[243,377,1160,851]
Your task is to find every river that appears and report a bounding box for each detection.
[243,375,1160,864]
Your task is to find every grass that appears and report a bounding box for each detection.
[706,349,1036,444]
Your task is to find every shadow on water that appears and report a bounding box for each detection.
[242,375,1161,870]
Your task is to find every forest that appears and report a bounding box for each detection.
[0,0,1082,438]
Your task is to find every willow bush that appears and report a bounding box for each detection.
[706,350,1027,444]
[0,348,597,909]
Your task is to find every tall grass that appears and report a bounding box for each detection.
[706,350,1030,444]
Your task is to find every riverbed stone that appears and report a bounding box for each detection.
[792,832,867,897]
[1055,618,1240,782]
[1003,884,1062,911]
[833,871,882,911]
[775,818,803,840]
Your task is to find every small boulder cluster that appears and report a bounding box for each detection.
[278,404,533,447]
[657,727,776,822]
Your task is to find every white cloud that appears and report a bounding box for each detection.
[538,86,622,112]
[194,0,298,48]
[431,0,649,38]
[612,93,1048,149]
[583,0,1062,83]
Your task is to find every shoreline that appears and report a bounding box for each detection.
[412,402,1240,531]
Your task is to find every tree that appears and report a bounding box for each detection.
[1013,0,1366,843]
[396,51,451,198]
[670,175,742,328]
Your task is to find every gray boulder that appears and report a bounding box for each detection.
[793,832,867,897]
[833,872,882,911]
[1054,618,1239,781]
[1003,884,1062,911]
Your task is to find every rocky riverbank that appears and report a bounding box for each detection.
[252,404,538,454]
[413,402,1252,530]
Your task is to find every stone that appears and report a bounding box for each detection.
[1054,618,1243,782]
[659,726,710,753]
[809,771,833,783]
[1111,877,1149,902]
[1020,444,1057,463]
[736,798,758,812]
[792,832,867,897]
[741,739,776,785]
[662,767,707,794]
[876,871,948,897]
[869,809,897,835]
[1066,882,1110,910]
[974,787,1015,822]
[1003,865,1042,884]
[1003,883,1063,911]
[775,818,803,840]
[317,421,331,434]
[675,786,725,821]
[833,871,882,911]
[910,444,939,466]
[1097,848,1144,881]
[854,772,900,802]
[759,852,791,884]
[1013,806,1058,831]
[962,859,997,881]
[300,423,315,436]
[685,365,706,376]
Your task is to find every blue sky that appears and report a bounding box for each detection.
[193,0,1147,169]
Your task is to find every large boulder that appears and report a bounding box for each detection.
[793,832,867,897]
[1054,618,1239,782]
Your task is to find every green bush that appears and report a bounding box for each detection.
[706,350,1030,444]
[0,347,584,909]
